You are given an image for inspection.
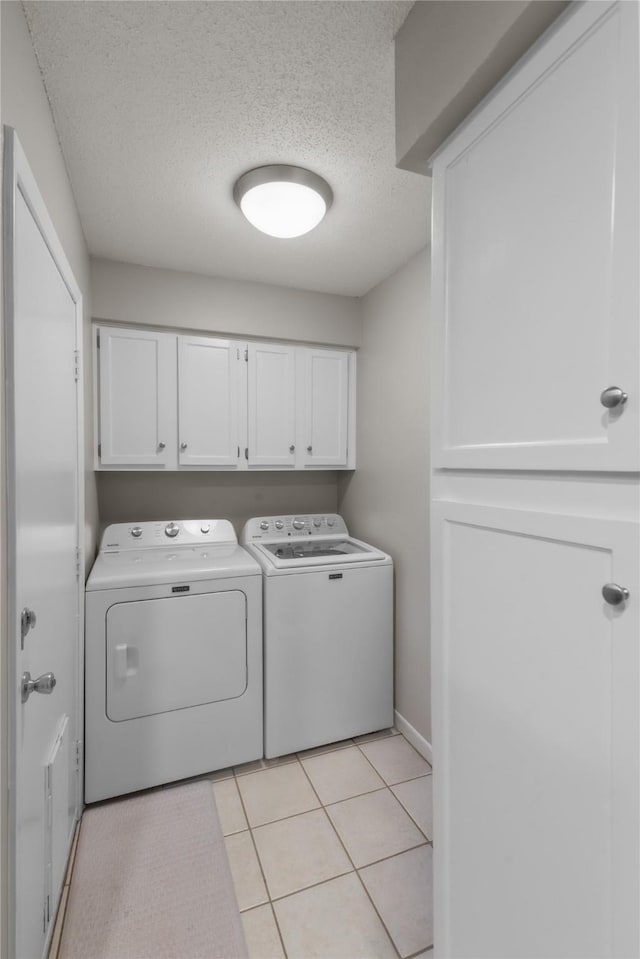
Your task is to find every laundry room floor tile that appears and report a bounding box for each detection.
[58,733,434,959]
[224,831,269,911]
[353,727,400,745]
[237,761,320,827]
[301,745,385,805]
[252,808,352,900]
[326,788,426,867]
[241,904,286,958]
[273,873,397,958]
[212,778,248,836]
[391,774,433,839]
[360,845,434,957]
[359,734,432,785]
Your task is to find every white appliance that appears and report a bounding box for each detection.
[85,519,262,803]
[240,514,393,757]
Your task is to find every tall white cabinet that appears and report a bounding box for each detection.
[430,3,640,957]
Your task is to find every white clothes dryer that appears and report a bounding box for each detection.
[85,519,262,803]
[240,514,393,758]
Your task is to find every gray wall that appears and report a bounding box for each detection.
[338,248,431,743]
[0,2,97,952]
[91,258,361,347]
[91,258,361,538]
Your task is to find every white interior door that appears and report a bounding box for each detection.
[432,500,639,958]
[4,129,84,959]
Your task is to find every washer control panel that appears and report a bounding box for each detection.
[99,519,237,552]
[242,514,348,543]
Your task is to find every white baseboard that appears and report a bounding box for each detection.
[394,710,433,766]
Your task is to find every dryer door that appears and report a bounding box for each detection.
[106,591,247,721]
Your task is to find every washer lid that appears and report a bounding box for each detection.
[86,544,261,590]
[250,536,389,570]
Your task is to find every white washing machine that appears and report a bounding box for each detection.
[240,514,393,758]
[85,519,262,803]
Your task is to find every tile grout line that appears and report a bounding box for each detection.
[297,758,404,959]
[231,765,289,958]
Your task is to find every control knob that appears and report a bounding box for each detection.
[165,522,180,538]
[292,518,305,530]
[260,521,269,531]
[275,520,284,530]
[313,518,322,528]
[327,517,335,527]
[201,524,211,534]
[131,526,143,538]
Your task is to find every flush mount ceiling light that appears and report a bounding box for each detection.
[233,165,333,239]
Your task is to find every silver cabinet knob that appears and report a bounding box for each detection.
[600,387,628,409]
[289,445,295,453]
[165,522,179,538]
[158,441,166,450]
[131,526,143,538]
[307,445,313,453]
[602,583,629,606]
[21,671,56,704]
[180,442,188,451]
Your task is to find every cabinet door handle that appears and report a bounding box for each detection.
[158,441,166,450]
[600,387,628,409]
[602,583,629,606]
[180,442,188,451]
[307,445,313,454]
[289,445,295,453]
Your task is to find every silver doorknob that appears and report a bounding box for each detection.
[307,445,313,453]
[180,442,188,451]
[21,671,56,704]
[602,583,629,606]
[600,387,628,409]
[158,441,166,450]
[289,445,295,453]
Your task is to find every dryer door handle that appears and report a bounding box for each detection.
[114,643,138,680]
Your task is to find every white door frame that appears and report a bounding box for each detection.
[3,126,85,957]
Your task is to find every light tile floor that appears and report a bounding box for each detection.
[50,729,434,959]
[220,729,434,959]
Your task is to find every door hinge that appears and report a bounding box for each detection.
[98,443,102,458]
[73,350,80,382]
[76,547,82,581]
[75,740,82,770]
[245,447,248,460]
[244,348,248,362]
[237,446,240,458]
[96,332,100,348]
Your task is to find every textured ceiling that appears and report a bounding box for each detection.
[24,0,430,297]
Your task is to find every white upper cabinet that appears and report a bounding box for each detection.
[96,327,355,470]
[97,326,177,467]
[246,342,297,468]
[431,1,639,471]
[177,336,242,468]
[300,348,350,467]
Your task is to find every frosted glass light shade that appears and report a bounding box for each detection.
[233,165,333,239]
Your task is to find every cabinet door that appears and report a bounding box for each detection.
[301,348,349,467]
[431,1,639,471]
[177,336,241,467]
[432,500,639,958]
[98,326,176,467]
[247,342,296,467]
